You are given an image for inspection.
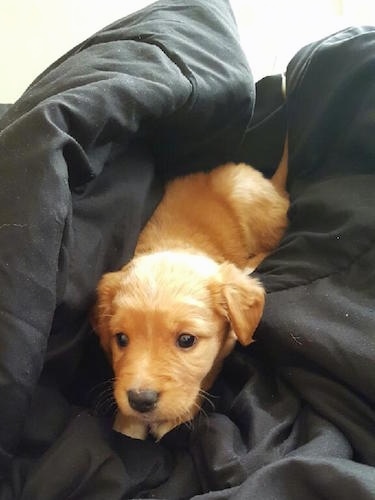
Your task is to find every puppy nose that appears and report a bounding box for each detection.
[127,389,159,413]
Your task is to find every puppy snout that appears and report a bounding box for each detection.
[127,389,159,413]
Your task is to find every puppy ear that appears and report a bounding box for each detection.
[90,271,123,353]
[213,263,265,345]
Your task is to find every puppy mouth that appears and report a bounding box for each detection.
[123,402,163,423]
[123,403,193,428]
[115,386,201,429]
[114,393,202,440]
[137,411,158,423]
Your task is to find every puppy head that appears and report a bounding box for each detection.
[91,251,264,439]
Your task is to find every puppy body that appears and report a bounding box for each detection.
[93,162,288,440]
[135,163,288,269]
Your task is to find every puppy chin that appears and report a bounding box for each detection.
[113,396,200,441]
[113,414,185,441]
[113,413,149,440]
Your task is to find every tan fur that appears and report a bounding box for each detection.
[92,159,289,440]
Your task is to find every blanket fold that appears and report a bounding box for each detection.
[0,0,253,479]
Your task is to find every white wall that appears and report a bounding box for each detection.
[233,0,375,81]
[0,0,374,102]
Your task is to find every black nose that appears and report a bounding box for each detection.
[127,389,159,413]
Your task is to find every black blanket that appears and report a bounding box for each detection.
[0,1,374,498]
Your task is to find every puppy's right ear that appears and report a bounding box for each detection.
[90,271,123,353]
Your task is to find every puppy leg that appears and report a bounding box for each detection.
[271,134,288,195]
[245,252,269,273]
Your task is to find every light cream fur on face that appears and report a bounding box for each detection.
[92,160,289,440]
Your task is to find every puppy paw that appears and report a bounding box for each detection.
[113,413,148,440]
[149,421,178,441]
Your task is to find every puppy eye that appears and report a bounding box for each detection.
[176,333,197,349]
[114,332,129,348]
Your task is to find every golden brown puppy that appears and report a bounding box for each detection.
[92,161,289,440]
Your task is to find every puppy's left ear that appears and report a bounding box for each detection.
[212,263,265,345]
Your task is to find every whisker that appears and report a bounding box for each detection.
[198,390,216,412]
[183,420,193,431]
[93,395,117,417]
[179,407,194,431]
[193,401,208,419]
[199,388,219,400]
[88,378,118,417]
[87,378,116,397]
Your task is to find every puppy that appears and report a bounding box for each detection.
[91,160,289,440]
